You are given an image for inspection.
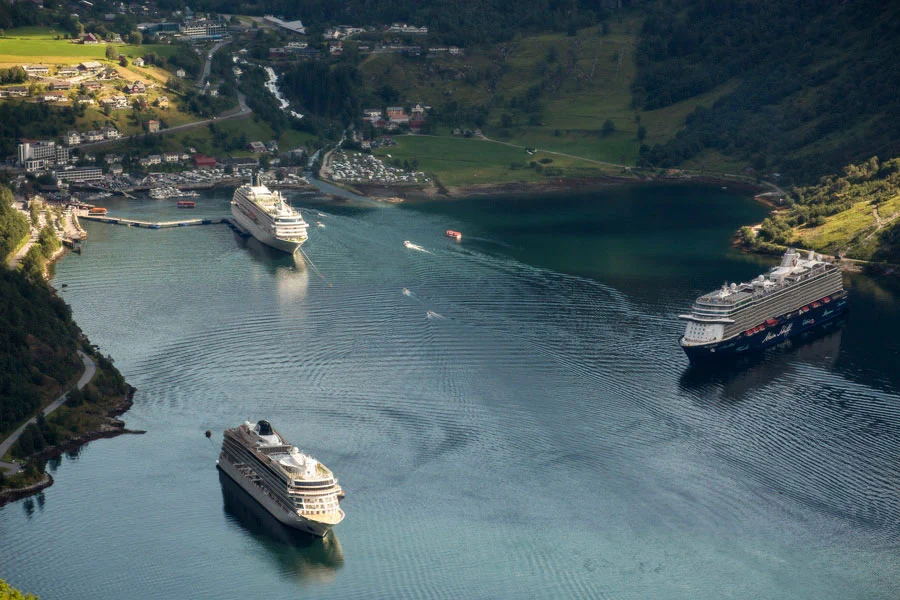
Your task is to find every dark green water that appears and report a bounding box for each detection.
[1,185,898,599]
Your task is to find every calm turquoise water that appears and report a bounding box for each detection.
[1,185,898,599]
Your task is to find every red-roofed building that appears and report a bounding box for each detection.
[409,119,426,132]
[193,153,216,168]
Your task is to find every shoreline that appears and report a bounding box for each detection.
[0,386,142,507]
[352,173,767,202]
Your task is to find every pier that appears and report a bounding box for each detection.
[80,215,234,229]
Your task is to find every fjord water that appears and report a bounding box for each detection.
[2,185,898,599]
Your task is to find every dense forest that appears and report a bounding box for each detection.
[634,0,900,183]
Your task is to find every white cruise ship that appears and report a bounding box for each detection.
[217,420,345,537]
[231,175,308,253]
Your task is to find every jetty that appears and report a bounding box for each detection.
[80,215,233,229]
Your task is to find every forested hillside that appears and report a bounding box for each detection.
[634,0,900,183]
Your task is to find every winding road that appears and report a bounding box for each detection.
[0,351,96,475]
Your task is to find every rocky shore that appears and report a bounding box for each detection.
[0,386,143,507]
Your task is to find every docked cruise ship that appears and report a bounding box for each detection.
[217,420,345,537]
[231,175,308,253]
[679,248,846,361]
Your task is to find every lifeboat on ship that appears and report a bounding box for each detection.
[445,229,462,241]
[823,297,831,303]
[812,301,821,308]
[766,318,779,327]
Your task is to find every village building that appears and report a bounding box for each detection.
[78,61,103,72]
[157,96,169,108]
[175,69,186,78]
[56,66,79,77]
[23,64,49,77]
[76,95,94,105]
[65,131,83,146]
[147,154,162,165]
[109,164,124,175]
[49,80,72,91]
[84,130,103,142]
[363,108,383,121]
[163,152,180,163]
[133,57,145,67]
[247,141,267,153]
[5,86,28,97]
[193,153,216,168]
[42,91,67,102]
[81,33,99,44]
[102,126,120,139]
[146,119,160,133]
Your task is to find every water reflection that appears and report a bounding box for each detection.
[679,321,845,403]
[218,470,344,583]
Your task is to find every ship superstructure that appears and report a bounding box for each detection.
[679,249,846,360]
[231,175,308,253]
[217,420,344,537]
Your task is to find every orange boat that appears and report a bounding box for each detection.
[177,200,196,208]
[88,207,107,215]
[446,229,462,241]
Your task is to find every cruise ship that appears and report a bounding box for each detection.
[231,175,308,253]
[217,420,345,537]
[679,248,847,361]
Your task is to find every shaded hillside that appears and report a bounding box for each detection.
[634,0,900,183]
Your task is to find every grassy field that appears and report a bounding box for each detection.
[359,14,738,179]
[373,135,630,187]
[0,27,176,65]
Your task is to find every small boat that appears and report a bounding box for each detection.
[317,222,325,228]
[446,229,462,241]
[88,207,107,215]
[177,200,196,208]
[403,240,413,248]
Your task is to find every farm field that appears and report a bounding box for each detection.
[373,135,628,187]
[0,27,176,66]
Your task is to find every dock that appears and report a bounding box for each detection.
[80,215,233,229]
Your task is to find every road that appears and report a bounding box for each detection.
[6,233,36,269]
[199,39,231,88]
[74,91,251,152]
[0,351,96,475]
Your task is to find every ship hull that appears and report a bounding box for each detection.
[681,297,848,362]
[216,457,334,537]
[230,204,306,254]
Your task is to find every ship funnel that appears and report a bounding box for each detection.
[252,171,261,187]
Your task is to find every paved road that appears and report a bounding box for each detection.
[0,351,96,475]
[6,233,37,269]
[74,91,251,153]
[199,40,231,88]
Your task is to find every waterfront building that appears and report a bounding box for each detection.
[53,167,104,183]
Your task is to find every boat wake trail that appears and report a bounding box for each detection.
[426,310,444,320]
[403,241,431,254]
